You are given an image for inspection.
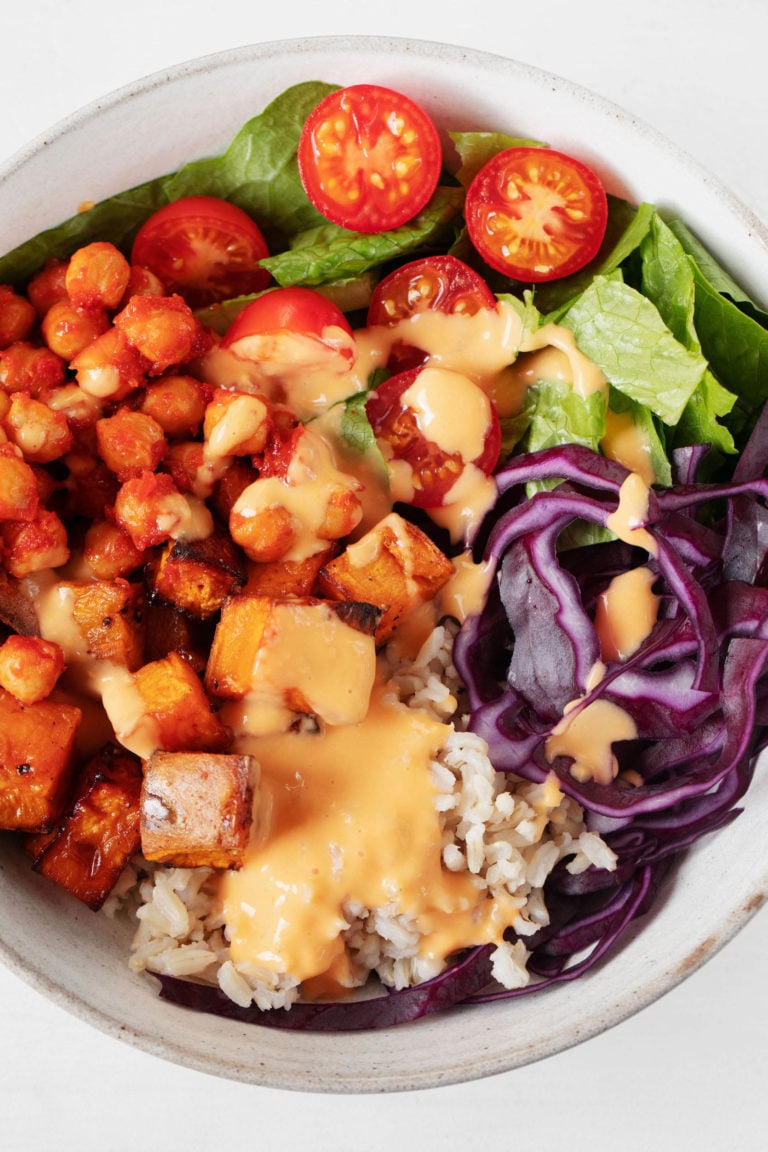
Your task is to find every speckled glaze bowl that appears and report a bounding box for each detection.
[0,36,766,1093]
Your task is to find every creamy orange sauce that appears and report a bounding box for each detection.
[601,409,655,485]
[546,694,638,786]
[440,551,496,624]
[522,322,608,399]
[428,463,498,543]
[220,600,377,735]
[157,492,214,543]
[224,680,517,988]
[606,472,658,556]
[400,366,493,461]
[594,566,659,662]
[354,299,527,390]
[29,573,160,757]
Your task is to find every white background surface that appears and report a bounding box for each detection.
[1,2,767,1149]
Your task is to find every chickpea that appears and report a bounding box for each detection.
[140,374,208,438]
[2,508,70,577]
[27,258,69,316]
[0,285,36,349]
[114,294,210,374]
[65,241,131,310]
[41,299,110,361]
[83,518,150,580]
[96,408,167,480]
[3,392,74,464]
[0,444,39,522]
[71,327,146,399]
[203,390,270,458]
[229,497,298,563]
[0,635,66,705]
[0,341,66,395]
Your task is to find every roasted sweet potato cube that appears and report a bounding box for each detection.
[243,546,336,599]
[134,650,231,752]
[316,512,454,643]
[0,688,81,831]
[143,600,213,674]
[32,743,142,908]
[148,529,247,619]
[205,595,378,727]
[63,577,145,670]
[140,750,257,868]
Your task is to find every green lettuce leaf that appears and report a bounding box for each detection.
[639,212,736,457]
[258,186,465,287]
[668,218,768,327]
[663,220,768,436]
[448,131,545,188]
[339,391,376,454]
[560,274,707,425]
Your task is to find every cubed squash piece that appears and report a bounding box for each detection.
[0,688,81,831]
[32,742,142,909]
[140,750,257,868]
[205,595,379,730]
[315,512,454,643]
[243,546,336,599]
[148,528,247,619]
[143,601,213,674]
[134,650,231,752]
[60,577,145,670]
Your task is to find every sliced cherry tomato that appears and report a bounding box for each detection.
[366,366,501,508]
[297,85,442,233]
[367,255,498,372]
[465,147,608,282]
[222,286,353,350]
[131,195,270,308]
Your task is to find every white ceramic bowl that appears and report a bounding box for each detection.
[1,35,767,1093]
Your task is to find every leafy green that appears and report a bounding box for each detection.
[560,274,707,426]
[520,378,606,455]
[668,219,768,327]
[663,220,768,434]
[448,131,545,188]
[259,186,465,286]
[639,211,736,457]
[340,392,376,454]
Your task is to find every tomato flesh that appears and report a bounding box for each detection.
[465,147,608,282]
[366,367,501,508]
[297,85,442,233]
[131,195,270,308]
[367,255,497,372]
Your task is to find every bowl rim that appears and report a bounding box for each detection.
[1,33,767,1093]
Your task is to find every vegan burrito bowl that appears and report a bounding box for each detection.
[0,78,767,1031]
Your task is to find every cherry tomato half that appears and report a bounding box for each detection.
[222,286,353,350]
[297,85,442,233]
[465,147,608,282]
[131,195,270,308]
[366,366,501,508]
[367,255,498,372]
